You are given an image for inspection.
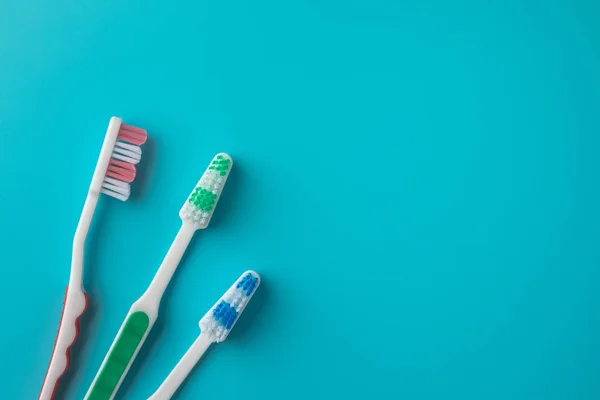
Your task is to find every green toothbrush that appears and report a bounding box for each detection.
[84,153,233,400]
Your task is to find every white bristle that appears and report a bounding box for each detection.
[110,151,139,165]
[102,179,130,196]
[101,188,128,201]
[115,140,142,154]
[113,142,142,163]
[103,177,129,189]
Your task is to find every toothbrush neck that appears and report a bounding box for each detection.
[143,223,197,304]
[70,191,101,286]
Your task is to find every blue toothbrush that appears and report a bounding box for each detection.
[148,271,260,400]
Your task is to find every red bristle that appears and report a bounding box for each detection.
[106,159,136,182]
[108,159,136,171]
[118,124,148,145]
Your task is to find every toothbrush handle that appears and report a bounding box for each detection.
[86,223,195,400]
[144,223,196,301]
[39,286,89,400]
[84,308,154,400]
[148,334,213,400]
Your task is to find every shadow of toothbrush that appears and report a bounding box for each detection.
[131,135,157,202]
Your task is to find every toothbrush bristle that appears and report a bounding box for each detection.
[180,153,232,229]
[106,159,136,183]
[116,124,148,145]
[200,271,260,343]
[101,123,148,201]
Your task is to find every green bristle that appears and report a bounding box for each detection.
[181,153,233,228]
[208,154,232,176]
[189,188,217,212]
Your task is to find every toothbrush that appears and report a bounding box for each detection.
[85,153,233,400]
[148,271,260,400]
[39,117,147,400]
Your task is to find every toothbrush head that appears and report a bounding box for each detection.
[180,153,233,229]
[200,271,260,343]
[100,118,148,201]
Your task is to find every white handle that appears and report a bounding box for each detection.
[141,223,196,305]
[148,334,213,400]
[70,117,121,284]
[40,117,121,400]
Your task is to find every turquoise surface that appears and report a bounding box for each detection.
[1,0,599,399]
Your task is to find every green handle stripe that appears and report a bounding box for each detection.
[87,311,150,400]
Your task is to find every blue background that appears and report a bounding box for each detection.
[0,0,599,399]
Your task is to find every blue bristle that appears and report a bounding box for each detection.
[212,301,226,319]
[212,300,238,329]
[225,312,236,329]
[236,275,248,289]
[236,273,258,296]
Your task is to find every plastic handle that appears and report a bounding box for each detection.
[85,311,151,400]
[148,334,213,400]
[143,223,195,302]
[39,286,89,400]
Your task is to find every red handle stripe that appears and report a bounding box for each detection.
[39,286,89,400]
